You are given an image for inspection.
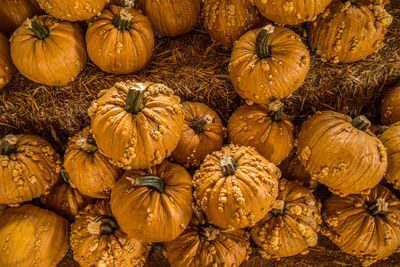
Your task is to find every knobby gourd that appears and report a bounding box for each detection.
[381,82,400,125]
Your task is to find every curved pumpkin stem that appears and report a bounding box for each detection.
[367,198,388,216]
[220,155,237,176]
[127,175,165,193]
[27,18,49,40]
[190,115,212,134]
[112,8,133,30]
[87,215,119,235]
[125,83,146,114]
[60,168,70,183]
[0,134,17,155]
[350,115,371,131]
[255,25,275,59]
[76,136,98,154]
[268,100,285,122]
[270,199,285,216]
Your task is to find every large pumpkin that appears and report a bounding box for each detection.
[381,82,400,125]
[0,32,15,90]
[86,5,154,75]
[297,111,387,196]
[228,100,294,165]
[64,126,123,199]
[110,160,193,242]
[171,101,226,168]
[322,184,400,266]
[193,144,280,229]
[36,0,106,21]
[0,134,61,206]
[307,0,392,63]
[10,15,87,86]
[0,204,69,267]
[228,25,310,105]
[88,81,184,170]
[70,200,150,267]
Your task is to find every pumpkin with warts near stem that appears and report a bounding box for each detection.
[171,101,226,168]
[36,0,106,21]
[228,100,294,165]
[228,25,310,105]
[10,15,87,86]
[70,200,150,267]
[381,82,400,125]
[88,81,184,170]
[64,126,123,199]
[193,144,280,229]
[0,134,61,206]
[0,32,15,90]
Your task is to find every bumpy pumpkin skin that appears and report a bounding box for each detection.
[86,6,154,75]
[110,160,193,242]
[171,101,226,168]
[10,15,87,86]
[308,0,392,63]
[228,25,310,105]
[322,185,400,266]
[381,82,400,125]
[64,127,123,199]
[250,179,321,259]
[70,200,150,267]
[0,32,15,90]
[0,134,61,206]
[0,204,69,267]
[193,144,280,229]
[297,111,387,196]
[36,0,106,21]
[88,81,184,170]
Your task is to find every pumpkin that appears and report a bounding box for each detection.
[297,111,387,196]
[307,0,392,63]
[381,82,400,125]
[64,126,123,199]
[86,5,154,75]
[0,204,69,267]
[322,184,400,266]
[110,160,193,242]
[250,179,321,259]
[171,101,226,168]
[70,200,150,267]
[10,15,87,86]
[202,0,264,50]
[228,100,294,165]
[228,25,310,105]
[88,81,184,170]
[193,144,280,229]
[36,0,106,21]
[0,205,6,216]
[135,0,201,37]
[0,32,15,90]
[0,134,61,206]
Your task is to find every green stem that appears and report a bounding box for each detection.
[220,155,237,176]
[90,215,119,235]
[367,198,388,216]
[270,200,285,216]
[256,28,273,59]
[268,100,285,122]
[112,11,132,30]
[344,0,356,3]
[28,19,49,40]
[190,116,210,134]
[129,175,165,193]
[60,168,70,183]
[351,115,371,131]
[125,84,146,114]
[76,136,98,153]
[0,134,17,155]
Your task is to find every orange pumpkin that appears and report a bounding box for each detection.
[0,32,15,90]
[381,82,400,125]
[36,0,106,21]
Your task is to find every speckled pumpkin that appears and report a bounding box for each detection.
[64,126,123,199]
[70,200,150,267]
[322,184,400,266]
[36,0,106,21]
[381,82,400,125]
[0,32,15,90]
[228,25,310,105]
[228,100,294,165]
[307,0,392,63]
[171,101,226,168]
[0,204,69,267]
[0,134,61,206]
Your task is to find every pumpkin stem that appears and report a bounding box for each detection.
[255,25,275,59]
[190,115,213,134]
[220,155,237,176]
[60,168,70,183]
[344,0,356,4]
[87,215,119,235]
[0,134,17,155]
[268,100,285,122]
[127,175,165,193]
[112,8,133,30]
[125,83,146,114]
[199,225,219,241]
[270,199,285,215]
[76,136,98,154]
[367,198,389,216]
[350,115,371,131]
[27,18,49,40]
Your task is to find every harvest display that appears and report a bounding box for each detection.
[0,0,399,267]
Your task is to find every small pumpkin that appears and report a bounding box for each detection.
[228,100,294,165]
[228,25,310,105]
[10,15,87,86]
[0,32,15,90]
[70,200,150,267]
[88,81,184,170]
[171,101,226,168]
[381,82,400,125]
[0,204,69,267]
[322,184,400,266]
[307,0,392,63]
[86,5,154,75]
[193,144,280,229]
[36,0,106,21]
[0,134,61,206]
[250,179,321,259]
[64,126,123,199]
[110,160,193,242]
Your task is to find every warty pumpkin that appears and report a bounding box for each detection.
[64,126,123,199]
[381,82,400,125]
[297,111,387,196]
[171,101,226,168]
[0,134,61,206]
[0,32,15,90]
[307,0,392,63]
[322,184,400,266]
[88,81,184,170]
[70,200,150,267]
[36,0,106,21]
[110,160,193,242]
[86,5,154,75]
[228,25,310,105]
[0,204,69,267]
[10,15,87,86]
[193,144,280,229]
[228,100,294,165]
